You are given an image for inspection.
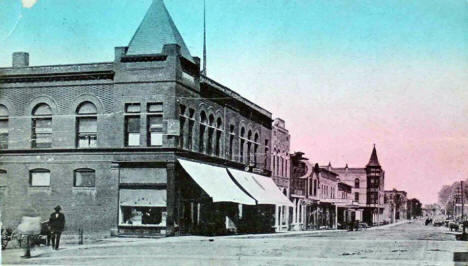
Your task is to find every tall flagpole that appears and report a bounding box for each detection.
[202,0,207,75]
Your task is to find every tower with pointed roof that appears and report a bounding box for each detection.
[325,145,385,226]
[126,0,194,63]
[365,145,385,224]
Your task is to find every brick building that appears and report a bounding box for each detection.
[271,118,291,231]
[0,0,293,237]
[383,189,408,223]
[325,146,386,225]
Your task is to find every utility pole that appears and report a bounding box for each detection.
[202,0,207,75]
[462,180,465,221]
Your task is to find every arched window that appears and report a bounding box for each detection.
[74,168,95,187]
[214,117,223,157]
[0,105,9,149]
[187,108,195,150]
[247,130,252,164]
[0,169,7,187]
[264,139,269,170]
[272,154,276,174]
[313,179,318,196]
[253,133,259,166]
[179,105,186,149]
[207,114,215,155]
[228,125,235,160]
[240,127,245,163]
[199,112,207,153]
[76,102,97,148]
[355,178,360,188]
[30,169,50,187]
[32,103,52,148]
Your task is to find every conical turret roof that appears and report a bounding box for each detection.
[127,0,194,63]
[367,145,381,167]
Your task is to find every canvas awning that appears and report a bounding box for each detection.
[119,189,166,207]
[178,159,256,205]
[227,168,294,207]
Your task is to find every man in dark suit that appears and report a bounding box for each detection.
[49,205,65,250]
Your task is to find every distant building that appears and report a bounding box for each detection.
[422,204,442,217]
[289,152,311,230]
[314,166,339,229]
[383,189,408,223]
[271,118,291,231]
[325,146,386,225]
[406,198,422,219]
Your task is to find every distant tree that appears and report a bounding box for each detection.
[438,178,468,214]
[438,185,453,207]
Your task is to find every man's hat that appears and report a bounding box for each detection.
[54,205,61,211]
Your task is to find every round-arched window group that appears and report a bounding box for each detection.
[0,101,99,149]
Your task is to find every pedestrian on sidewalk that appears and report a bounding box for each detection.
[49,205,65,250]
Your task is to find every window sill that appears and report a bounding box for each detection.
[72,187,97,196]
[73,187,96,190]
[28,187,52,194]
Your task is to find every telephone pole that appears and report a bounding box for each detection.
[202,0,207,75]
[461,180,465,221]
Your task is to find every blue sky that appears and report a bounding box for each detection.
[1,0,467,203]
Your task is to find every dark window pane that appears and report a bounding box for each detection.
[74,170,95,187]
[126,104,141,113]
[126,117,140,133]
[148,103,163,113]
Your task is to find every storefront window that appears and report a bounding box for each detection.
[120,207,167,226]
[118,189,167,227]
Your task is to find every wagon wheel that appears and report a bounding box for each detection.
[1,238,9,250]
[1,232,9,250]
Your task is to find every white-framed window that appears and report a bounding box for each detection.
[148,103,163,147]
[32,104,52,148]
[76,102,97,148]
[30,169,50,187]
[125,103,141,147]
[148,115,163,146]
[74,168,95,187]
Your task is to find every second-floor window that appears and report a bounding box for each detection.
[179,105,186,149]
[228,125,235,160]
[0,105,9,149]
[264,139,269,170]
[355,178,360,188]
[125,103,141,147]
[148,103,164,146]
[32,104,52,148]
[354,192,359,201]
[214,118,223,157]
[76,102,97,148]
[314,180,318,196]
